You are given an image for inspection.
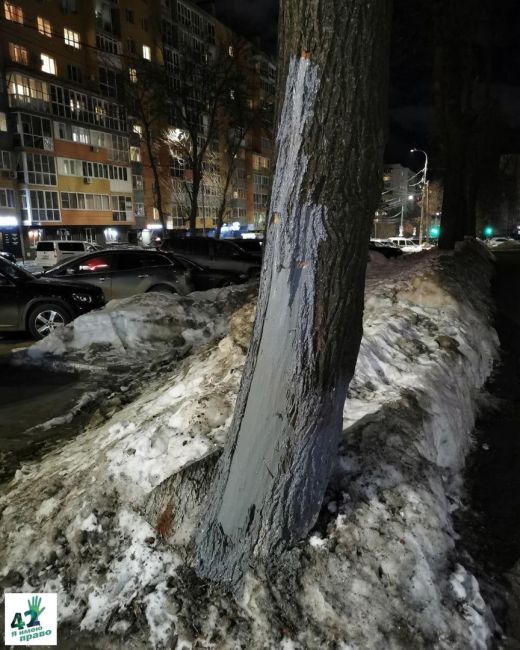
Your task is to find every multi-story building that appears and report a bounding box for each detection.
[0,0,275,258]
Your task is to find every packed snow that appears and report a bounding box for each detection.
[15,283,257,370]
[0,244,499,649]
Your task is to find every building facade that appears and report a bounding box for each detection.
[374,164,416,239]
[0,0,275,257]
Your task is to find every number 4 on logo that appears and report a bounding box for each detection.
[10,612,25,630]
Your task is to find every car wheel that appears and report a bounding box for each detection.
[147,284,177,294]
[28,303,71,339]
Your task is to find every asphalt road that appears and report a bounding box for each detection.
[0,332,33,356]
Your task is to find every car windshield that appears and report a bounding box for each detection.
[0,258,35,282]
[233,239,263,253]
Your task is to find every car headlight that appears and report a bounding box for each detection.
[238,273,248,280]
[72,293,93,304]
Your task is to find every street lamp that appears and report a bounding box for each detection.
[410,148,429,245]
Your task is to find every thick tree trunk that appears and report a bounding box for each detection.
[439,141,467,249]
[190,165,200,234]
[214,166,234,239]
[196,0,391,588]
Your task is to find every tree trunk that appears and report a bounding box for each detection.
[196,0,392,588]
[145,135,168,236]
[190,156,201,234]
[439,139,466,249]
[214,165,235,240]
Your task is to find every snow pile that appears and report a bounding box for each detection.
[16,283,256,369]
[0,246,499,649]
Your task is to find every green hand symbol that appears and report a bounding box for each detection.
[24,596,45,628]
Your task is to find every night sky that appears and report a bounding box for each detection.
[215,0,278,54]
[214,0,520,170]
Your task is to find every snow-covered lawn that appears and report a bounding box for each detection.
[0,245,499,649]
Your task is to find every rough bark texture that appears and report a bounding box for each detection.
[144,450,221,549]
[196,0,392,588]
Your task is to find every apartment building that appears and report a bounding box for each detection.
[0,0,275,257]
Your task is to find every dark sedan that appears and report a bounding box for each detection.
[0,257,105,339]
[161,237,262,277]
[43,249,192,300]
[167,253,249,290]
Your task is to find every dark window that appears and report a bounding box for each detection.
[125,9,134,23]
[36,241,54,251]
[64,255,113,274]
[140,253,172,268]
[215,241,240,259]
[57,242,85,251]
[127,38,136,55]
[67,64,83,83]
[186,239,209,256]
[115,252,143,271]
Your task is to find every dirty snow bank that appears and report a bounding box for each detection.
[15,283,257,369]
[0,246,499,649]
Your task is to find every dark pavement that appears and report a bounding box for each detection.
[459,249,520,646]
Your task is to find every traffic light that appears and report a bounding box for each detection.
[429,225,440,238]
[483,226,494,238]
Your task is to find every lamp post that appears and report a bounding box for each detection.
[410,148,428,245]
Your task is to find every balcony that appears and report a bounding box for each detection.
[96,32,122,56]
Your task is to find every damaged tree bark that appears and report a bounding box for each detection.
[196,0,392,588]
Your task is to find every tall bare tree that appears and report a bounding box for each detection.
[214,80,274,239]
[196,0,392,588]
[124,60,171,233]
[166,43,246,232]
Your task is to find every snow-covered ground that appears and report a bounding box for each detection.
[14,283,257,371]
[0,245,499,649]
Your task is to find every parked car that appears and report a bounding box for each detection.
[487,237,519,247]
[226,238,264,259]
[0,257,105,339]
[167,253,249,290]
[161,237,262,277]
[0,251,17,264]
[42,249,191,300]
[36,240,100,269]
[386,237,423,253]
[369,241,403,258]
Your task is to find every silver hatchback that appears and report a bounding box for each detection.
[43,249,192,300]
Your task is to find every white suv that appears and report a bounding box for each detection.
[387,237,423,253]
[36,240,99,269]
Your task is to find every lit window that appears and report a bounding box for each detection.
[9,42,28,65]
[37,17,52,37]
[64,28,80,48]
[0,113,7,132]
[228,45,234,57]
[4,2,23,24]
[129,68,137,83]
[132,124,142,136]
[130,146,141,162]
[142,45,151,61]
[41,54,57,75]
